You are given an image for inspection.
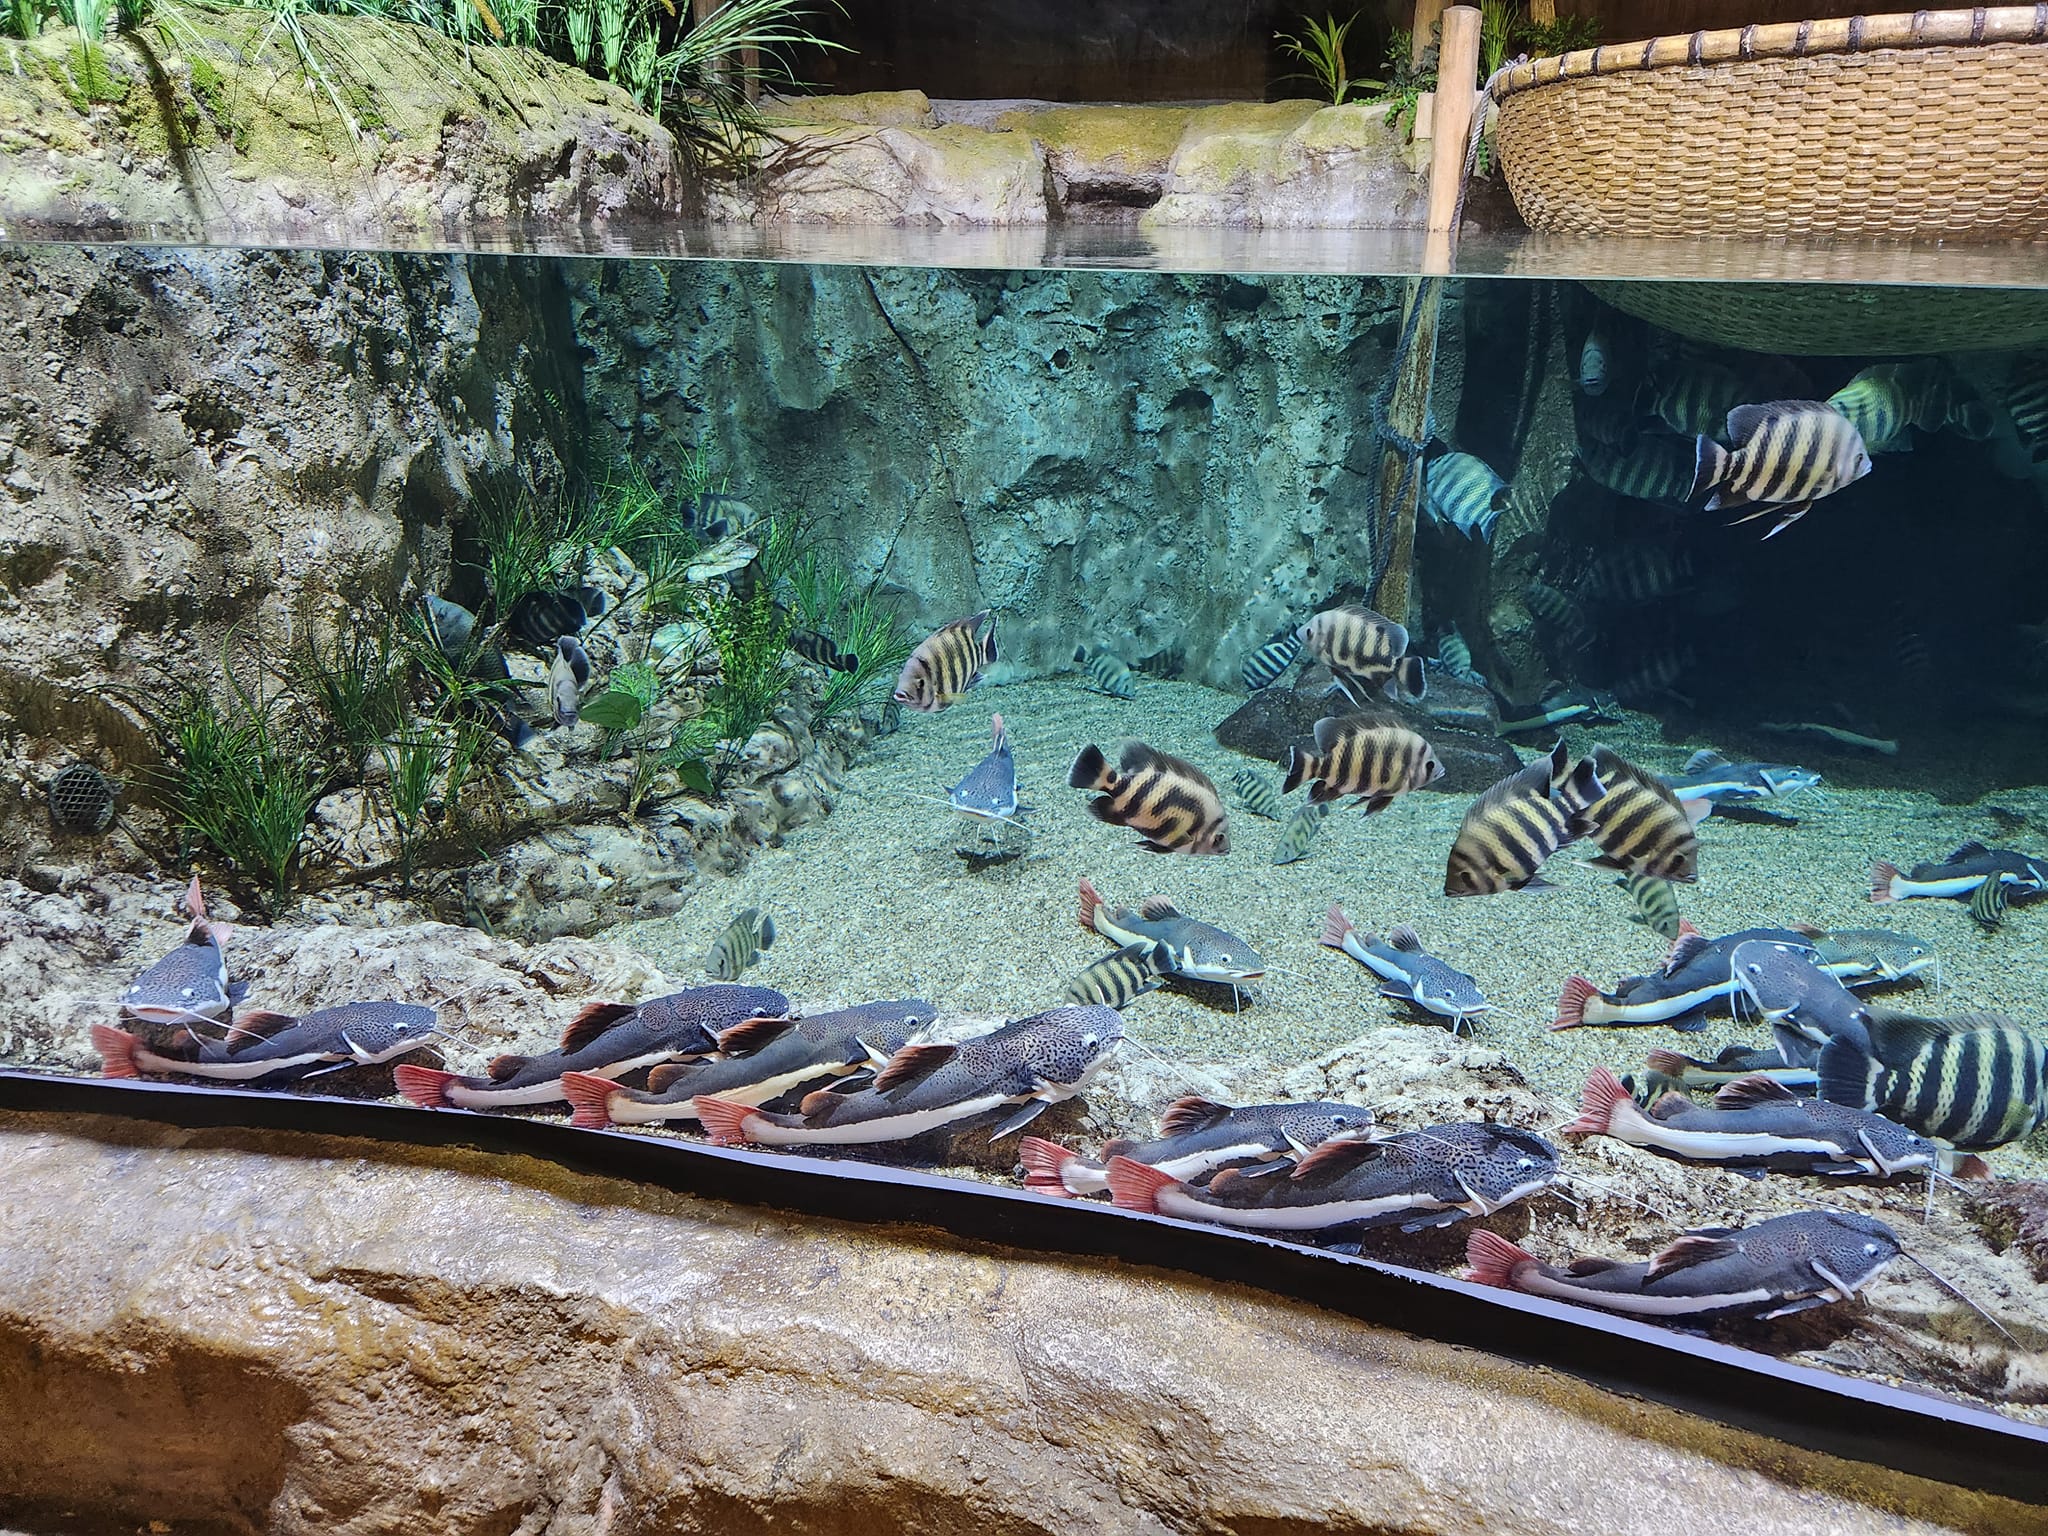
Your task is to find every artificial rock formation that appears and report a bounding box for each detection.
[0,1111,2039,1536]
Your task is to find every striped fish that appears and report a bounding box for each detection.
[1689,401,1873,539]
[1576,432,1699,504]
[1068,741,1230,856]
[1241,631,1302,691]
[1272,800,1332,864]
[1817,1007,2047,1152]
[1523,579,1591,649]
[1652,361,1746,439]
[893,610,999,712]
[705,908,775,980]
[1436,629,1485,686]
[1424,451,1512,543]
[1969,876,2011,929]
[1074,645,1136,699]
[1610,644,1694,702]
[1444,740,1605,897]
[2005,352,2048,463]
[1827,365,1914,455]
[1231,767,1285,820]
[1576,324,1609,397]
[1617,872,1683,939]
[791,629,858,672]
[1580,544,1693,605]
[1297,605,1425,706]
[1062,941,1167,1008]
[1282,712,1442,811]
[1579,747,1706,883]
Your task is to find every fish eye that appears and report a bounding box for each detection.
[1863,1242,1880,1255]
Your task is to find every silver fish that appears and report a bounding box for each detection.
[948,714,1019,821]
[1271,800,1332,865]
[550,636,590,727]
[1074,646,1136,699]
[1231,767,1285,821]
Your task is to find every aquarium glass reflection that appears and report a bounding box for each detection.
[10,246,2048,1411]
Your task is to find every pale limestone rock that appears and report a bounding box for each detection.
[0,1112,2025,1536]
[1148,100,1428,229]
[707,124,1049,227]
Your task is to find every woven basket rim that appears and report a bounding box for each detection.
[1492,5,2048,99]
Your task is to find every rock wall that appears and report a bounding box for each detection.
[1,1111,2033,1536]
[574,261,1417,687]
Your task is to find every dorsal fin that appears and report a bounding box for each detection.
[1158,1095,1232,1137]
[872,1040,957,1093]
[1206,1167,1248,1195]
[1944,840,1990,863]
[1864,1007,2014,1058]
[1662,922,1709,976]
[1713,1074,1800,1109]
[1725,400,1820,445]
[1645,1232,1740,1282]
[560,1001,637,1053]
[1289,1137,1386,1182]
[1137,895,1183,922]
[1387,925,1424,953]
[646,1061,699,1094]
[224,1009,296,1047]
[486,1053,527,1083]
[717,1014,799,1054]
[1683,748,1728,772]
[1786,920,1825,939]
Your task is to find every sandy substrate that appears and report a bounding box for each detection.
[618,673,2048,1417]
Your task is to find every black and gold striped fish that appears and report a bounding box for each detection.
[1817,1007,2047,1152]
[1062,941,1168,1008]
[1282,713,1442,812]
[1272,800,1331,864]
[1444,741,1604,897]
[2005,352,2048,463]
[1241,631,1302,691]
[1577,433,1700,504]
[1969,876,2010,929]
[790,629,858,672]
[1579,747,1705,884]
[1069,741,1230,856]
[1580,544,1694,605]
[1296,605,1424,706]
[1074,645,1136,699]
[1231,767,1285,820]
[1616,872,1683,939]
[893,610,998,712]
[1689,400,1873,539]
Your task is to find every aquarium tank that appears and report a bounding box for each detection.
[1,0,2045,1529]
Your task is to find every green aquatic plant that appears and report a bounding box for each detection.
[653,0,849,173]
[1521,12,1599,57]
[1478,0,1519,81]
[152,636,325,916]
[4,0,41,38]
[294,610,409,783]
[788,552,910,728]
[377,727,449,891]
[702,560,797,789]
[1275,12,1378,106]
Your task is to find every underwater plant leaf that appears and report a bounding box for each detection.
[579,690,647,732]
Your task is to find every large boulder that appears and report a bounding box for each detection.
[0,1111,2026,1535]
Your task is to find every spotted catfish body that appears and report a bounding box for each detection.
[1871,841,2048,907]
[395,984,789,1110]
[1321,906,1488,1030]
[1296,605,1425,707]
[695,1005,1124,1148]
[122,875,238,1027]
[1467,1210,1902,1323]
[1728,938,1874,1069]
[1069,741,1229,855]
[1645,1044,1817,1093]
[93,1001,439,1086]
[1444,740,1604,896]
[1567,1066,1936,1178]
[1661,750,1821,811]
[1019,1095,1375,1198]
[948,714,1019,820]
[894,610,999,712]
[1108,1121,1560,1235]
[1076,877,1264,984]
[561,999,937,1129]
[1553,923,1814,1030]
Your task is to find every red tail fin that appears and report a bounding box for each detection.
[1018,1135,1080,1197]
[1319,902,1353,950]
[1465,1228,1536,1289]
[1869,861,1901,903]
[1105,1154,1177,1213]
[559,1071,619,1130]
[1563,1066,1630,1137]
[694,1095,760,1148]
[92,1024,140,1079]
[183,872,206,923]
[394,1064,458,1108]
[1551,975,1599,1030]
[1077,876,1105,934]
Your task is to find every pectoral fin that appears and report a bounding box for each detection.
[989,1099,1051,1140]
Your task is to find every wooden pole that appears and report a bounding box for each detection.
[1426,4,1482,240]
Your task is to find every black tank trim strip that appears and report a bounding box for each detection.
[1,1069,2042,1508]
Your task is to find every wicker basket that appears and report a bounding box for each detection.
[1589,279,2048,354]
[1492,8,2048,241]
